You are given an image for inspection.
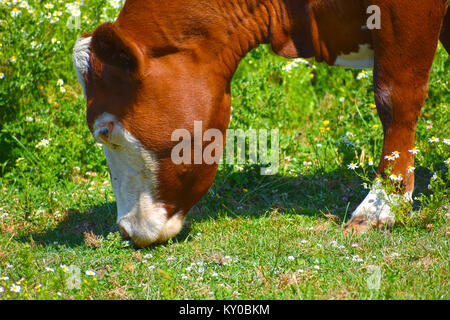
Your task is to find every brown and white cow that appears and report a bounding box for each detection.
[73,0,449,247]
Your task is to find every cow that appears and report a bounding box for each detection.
[73,0,450,247]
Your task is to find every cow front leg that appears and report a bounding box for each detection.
[344,0,446,233]
[344,104,419,233]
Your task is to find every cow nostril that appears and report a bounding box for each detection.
[95,122,114,143]
[99,127,109,137]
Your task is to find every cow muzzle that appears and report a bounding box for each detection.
[118,210,185,247]
[93,112,184,247]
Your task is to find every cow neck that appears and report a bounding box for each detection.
[212,0,372,79]
[212,0,298,81]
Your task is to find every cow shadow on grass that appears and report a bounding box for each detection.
[20,164,438,248]
[19,201,120,248]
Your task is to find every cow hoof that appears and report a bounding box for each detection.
[343,216,369,235]
[343,185,397,235]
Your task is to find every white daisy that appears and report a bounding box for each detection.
[391,151,400,159]
[10,283,21,293]
[347,163,359,170]
[10,8,21,17]
[428,136,439,143]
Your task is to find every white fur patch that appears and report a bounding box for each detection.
[73,36,92,98]
[94,112,180,246]
[157,212,185,243]
[334,44,374,69]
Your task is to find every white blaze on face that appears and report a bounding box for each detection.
[73,36,184,246]
[94,113,159,222]
[334,44,374,69]
[92,113,184,247]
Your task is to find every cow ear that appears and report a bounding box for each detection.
[91,22,144,73]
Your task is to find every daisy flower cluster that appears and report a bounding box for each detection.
[65,1,82,17]
[388,173,403,182]
[57,78,66,93]
[282,58,316,72]
[35,138,51,148]
[422,119,449,146]
[384,151,400,161]
[0,0,126,82]
[40,1,90,24]
[421,118,449,167]
[6,0,36,17]
[108,0,123,9]
[356,70,369,80]
[0,273,36,298]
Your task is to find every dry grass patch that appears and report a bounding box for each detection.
[84,231,102,248]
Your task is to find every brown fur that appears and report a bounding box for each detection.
[78,0,449,242]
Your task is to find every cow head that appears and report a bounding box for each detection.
[73,22,231,247]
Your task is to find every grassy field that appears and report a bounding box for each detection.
[0,1,449,300]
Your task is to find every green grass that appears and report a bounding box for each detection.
[0,1,449,300]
